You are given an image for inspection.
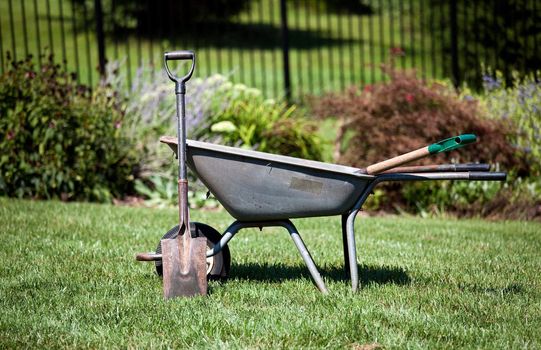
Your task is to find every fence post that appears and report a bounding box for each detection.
[94,0,106,80]
[280,0,292,100]
[449,0,460,88]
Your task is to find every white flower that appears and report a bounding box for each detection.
[233,83,247,91]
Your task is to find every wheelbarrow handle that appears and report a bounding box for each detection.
[381,163,491,174]
[135,252,162,261]
[164,50,196,86]
[469,172,507,181]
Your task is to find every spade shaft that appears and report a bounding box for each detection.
[161,51,207,299]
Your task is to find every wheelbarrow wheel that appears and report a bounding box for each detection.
[155,223,230,280]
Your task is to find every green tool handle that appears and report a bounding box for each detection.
[365,134,476,175]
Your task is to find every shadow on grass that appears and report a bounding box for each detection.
[114,21,359,50]
[229,262,410,286]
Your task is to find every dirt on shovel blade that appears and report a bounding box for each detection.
[161,235,207,298]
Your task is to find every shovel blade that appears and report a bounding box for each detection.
[161,236,208,299]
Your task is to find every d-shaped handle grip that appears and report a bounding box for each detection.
[164,50,195,86]
[165,51,194,61]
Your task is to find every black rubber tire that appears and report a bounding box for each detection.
[155,222,231,280]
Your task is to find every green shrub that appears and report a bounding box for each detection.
[398,174,541,220]
[203,81,322,160]
[104,62,178,179]
[401,178,504,217]
[0,55,138,202]
[106,66,322,207]
[479,71,541,177]
[107,69,323,175]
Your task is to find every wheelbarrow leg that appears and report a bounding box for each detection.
[283,220,328,294]
[341,213,350,278]
[345,180,380,292]
[346,209,360,292]
[204,220,328,293]
[206,221,243,258]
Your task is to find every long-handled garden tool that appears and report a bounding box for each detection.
[160,51,207,299]
[358,134,478,175]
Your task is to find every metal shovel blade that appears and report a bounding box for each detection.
[161,232,207,299]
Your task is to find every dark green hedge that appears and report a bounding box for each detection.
[0,55,139,202]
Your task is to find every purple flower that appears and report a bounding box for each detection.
[482,75,501,91]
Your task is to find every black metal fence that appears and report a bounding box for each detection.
[1,0,539,98]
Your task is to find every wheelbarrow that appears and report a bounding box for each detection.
[136,51,507,295]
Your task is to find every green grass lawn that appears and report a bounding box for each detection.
[1,198,540,348]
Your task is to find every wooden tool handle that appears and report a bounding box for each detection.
[366,147,429,175]
[365,134,477,175]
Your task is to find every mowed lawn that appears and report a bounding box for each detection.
[1,198,540,349]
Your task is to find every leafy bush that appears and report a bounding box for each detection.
[479,71,541,177]
[134,175,220,210]
[404,71,541,220]
[398,175,541,221]
[311,64,536,218]
[106,67,323,177]
[201,80,322,160]
[401,178,504,217]
[106,65,322,207]
[312,66,524,171]
[0,55,138,201]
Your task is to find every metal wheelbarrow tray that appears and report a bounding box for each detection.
[156,136,506,293]
[175,137,372,221]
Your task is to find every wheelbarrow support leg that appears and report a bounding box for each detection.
[346,209,360,292]
[206,221,243,258]
[344,180,380,292]
[341,214,350,278]
[283,220,328,294]
[206,220,328,294]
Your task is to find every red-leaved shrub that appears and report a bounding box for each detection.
[311,67,528,174]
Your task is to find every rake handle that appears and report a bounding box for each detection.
[366,147,429,175]
[365,134,477,175]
